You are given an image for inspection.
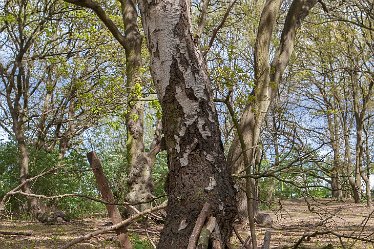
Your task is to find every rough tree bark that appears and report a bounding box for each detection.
[138,0,237,247]
[228,0,318,221]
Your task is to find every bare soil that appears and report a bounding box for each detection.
[0,199,373,248]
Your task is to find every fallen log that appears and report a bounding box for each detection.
[0,230,33,236]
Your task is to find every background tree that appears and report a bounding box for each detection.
[0,0,127,213]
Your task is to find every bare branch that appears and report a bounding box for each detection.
[203,0,238,56]
[60,203,167,249]
[63,0,126,48]
[292,230,374,249]
[0,165,64,211]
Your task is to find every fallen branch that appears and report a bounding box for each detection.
[87,151,131,249]
[0,230,33,236]
[233,226,250,249]
[240,235,251,249]
[292,230,374,249]
[10,191,165,207]
[233,226,245,245]
[60,203,167,249]
[187,202,211,249]
[0,165,64,211]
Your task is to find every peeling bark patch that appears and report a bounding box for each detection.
[178,219,188,231]
[204,177,217,192]
[140,0,238,245]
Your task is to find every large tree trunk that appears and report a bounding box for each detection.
[138,0,237,247]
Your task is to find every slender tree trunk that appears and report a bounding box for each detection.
[138,0,237,246]
[228,0,318,223]
[18,140,39,212]
[364,125,372,207]
[267,109,280,204]
[355,122,364,202]
[344,125,360,202]
[119,0,158,210]
[326,111,342,200]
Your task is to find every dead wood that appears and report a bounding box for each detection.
[187,202,211,249]
[87,151,131,249]
[60,203,166,249]
[0,230,33,236]
[197,216,217,249]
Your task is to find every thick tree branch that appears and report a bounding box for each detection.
[63,0,126,48]
[87,151,132,249]
[271,0,319,85]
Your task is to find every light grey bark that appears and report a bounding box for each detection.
[363,123,372,207]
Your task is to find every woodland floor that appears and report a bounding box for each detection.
[0,199,373,249]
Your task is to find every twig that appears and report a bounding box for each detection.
[11,191,165,207]
[0,165,64,211]
[60,203,167,249]
[145,227,156,249]
[203,0,238,56]
[292,230,374,249]
[187,202,211,249]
